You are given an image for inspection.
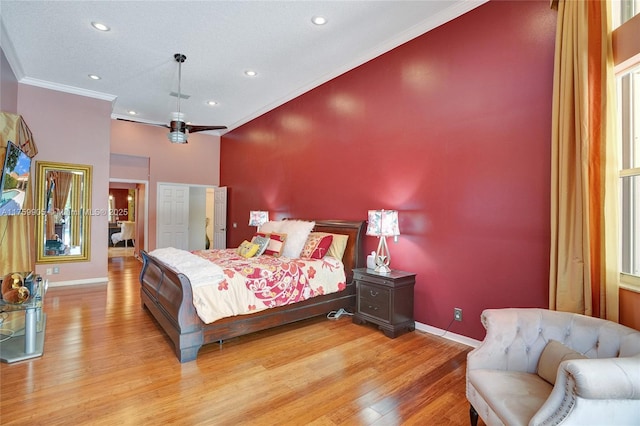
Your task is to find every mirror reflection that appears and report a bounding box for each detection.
[35,161,92,262]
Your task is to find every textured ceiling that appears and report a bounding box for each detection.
[0,0,486,135]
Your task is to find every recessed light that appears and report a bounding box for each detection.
[128,110,137,115]
[244,70,257,77]
[207,101,218,106]
[88,74,101,80]
[91,21,110,32]
[311,16,327,25]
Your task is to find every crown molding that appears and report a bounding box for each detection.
[19,76,117,103]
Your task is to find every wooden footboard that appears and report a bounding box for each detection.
[139,220,365,362]
[139,251,204,362]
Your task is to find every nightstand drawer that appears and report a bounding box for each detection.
[358,283,390,320]
[354,272,397,287]
[358,295,390,321]
[359,283,389,302]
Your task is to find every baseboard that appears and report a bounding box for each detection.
[415,321,481,348]
[46,277,109,287]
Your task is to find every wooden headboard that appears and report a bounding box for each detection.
[308,220,366,284]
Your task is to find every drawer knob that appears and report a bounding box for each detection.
[367,305,379,311]
[369,290,378,297]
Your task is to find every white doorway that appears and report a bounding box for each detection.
[157,183,227,250]
[109,154,150,258]
[108,179,148,258]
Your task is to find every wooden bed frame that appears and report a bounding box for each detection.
[139,219,366,362]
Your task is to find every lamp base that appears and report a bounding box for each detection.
[374,264,391,274]
[374,237,392,274]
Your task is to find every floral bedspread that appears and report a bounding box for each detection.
[189,249,346,324]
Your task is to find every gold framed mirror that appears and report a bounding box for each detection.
[35,161,92,263]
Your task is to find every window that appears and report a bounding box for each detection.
[618,65,640,287]
[612,0,640,28]
[615,0,640,289]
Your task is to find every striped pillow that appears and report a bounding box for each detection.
[258,232,287,257]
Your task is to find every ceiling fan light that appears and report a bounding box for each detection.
[311,16,327,25]
[168,131,188,144]
[91,21,110,32]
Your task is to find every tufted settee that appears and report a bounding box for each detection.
[466,308,640,426]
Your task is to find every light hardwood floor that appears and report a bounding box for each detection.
[107,246,135,258]
[1,256,475,425]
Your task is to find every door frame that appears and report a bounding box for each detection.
[109,178,149,254]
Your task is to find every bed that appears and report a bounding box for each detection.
[139,219,365,362]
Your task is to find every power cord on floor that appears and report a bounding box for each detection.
[434,318,456,337]
[327,308,353,320]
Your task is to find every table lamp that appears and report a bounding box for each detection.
[249,211,269,231]
[366,209,400,274]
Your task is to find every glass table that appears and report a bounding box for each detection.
[0,277,46,363]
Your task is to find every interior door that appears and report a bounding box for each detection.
[213,186,227,249]
[157,183,189,249]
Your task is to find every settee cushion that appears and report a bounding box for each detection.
[537,340,587,385]
[468,369,553,426]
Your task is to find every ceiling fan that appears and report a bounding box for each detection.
[119,53,227,143]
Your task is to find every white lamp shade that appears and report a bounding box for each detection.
[249,210,269,227]
[167,130,188,143]
[366,210,400,237]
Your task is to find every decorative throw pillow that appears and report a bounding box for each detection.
[259,232,287,257]
[327,233,349,260]
[278,220,315,258]
[251,235,270,256]
[237,240,260,258]
[537,340,587,385]
[300,232,334,259]
[258,220,283,234]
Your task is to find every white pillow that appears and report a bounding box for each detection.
[279,220,315,258]
[259,220,283,234]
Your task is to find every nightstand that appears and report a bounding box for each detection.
[352,268,416,338]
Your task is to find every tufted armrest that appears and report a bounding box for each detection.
[563,356,640,399]
[467,308,566,373]
[530,356,640,424]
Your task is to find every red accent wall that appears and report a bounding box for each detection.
[109,188,129,221]
[221,0,557,340]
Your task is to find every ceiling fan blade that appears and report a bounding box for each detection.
[186,125,228,133]
[117,118,170,129]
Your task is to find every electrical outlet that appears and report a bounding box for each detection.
[53,266,60,274]
[454,307,463,322]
